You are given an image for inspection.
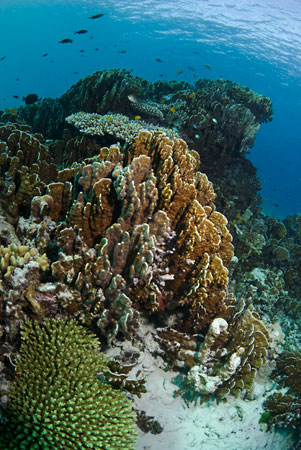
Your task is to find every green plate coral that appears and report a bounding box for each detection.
[0,318,137,450]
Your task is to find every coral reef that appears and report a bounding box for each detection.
[0,116,270,406]
[0,121,57,223]
[0,69,284,432]
[0,318,137,450]
[66,111,178,142]
[17,69,273,220]
[263,351,301,430]
[228,210,300,348]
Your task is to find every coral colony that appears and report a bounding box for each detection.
[0,69,300,448]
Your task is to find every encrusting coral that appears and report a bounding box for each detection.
[0,318,137,450]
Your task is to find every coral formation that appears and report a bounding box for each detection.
[0,318,137,450]
[263,351,301,430]
[66,112,178,142]
[0,69,286,436]
[0,116,270,406]
[0,121,57,223]
[17,69,273,220]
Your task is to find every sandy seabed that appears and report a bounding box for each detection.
[107,320,296,450]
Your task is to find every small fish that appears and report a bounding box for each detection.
[15,78,19,81]
[187,66,195,71]
[59,39,73,44]
[108,116,113,121]
[89,13,104,19]
[134,115,141,120]
[8,108,17,114]
[73,71,78,74]
[119,50,127,53]
[156,58,163,62]
[177,70,183,75]
[273,203,280,207]
[75,29,88,34]
[79,49,85,53]
[170,107,176,113]
[195,134,200,139]
[265,197,269,201]
[22,93,39,105]
[193,51,199,54]
[94,48,99,51]
[193,124,198,129]
[193,73,197,79]
[0,56,6,61]
[212,118,218,124]
[204,64,211,70]
[128,94,139,103]
[188,93,195,98]
[13,95,19,99]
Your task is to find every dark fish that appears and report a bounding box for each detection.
[156,58,163,62]
[59,39,73,44]
[94,48,99,51]
[0,56,6,61]
[75,29,88,34]
[273,203,280,207]
[204,64,211,70]
[89,13,104,19]
[119,50,127,53]
[15,78,19,81]
[193,51,199,54]
[187,66,195,71]
[13,95,19,99]
[42,53,48,57]
[79,49,85,52]
[73,71,78,74]
[22,93,39,105]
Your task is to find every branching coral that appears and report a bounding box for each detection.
[0,318,137,450]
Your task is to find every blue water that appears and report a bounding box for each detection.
[0,0,300,218]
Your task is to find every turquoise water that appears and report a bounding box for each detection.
[0,0,300,217]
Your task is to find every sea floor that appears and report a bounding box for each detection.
[106,319,296,450]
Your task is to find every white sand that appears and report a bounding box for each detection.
[106,320,296,450]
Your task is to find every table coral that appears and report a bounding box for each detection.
[66,111,178,142]
[0,318,137,450]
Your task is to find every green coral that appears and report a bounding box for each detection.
[0,318,137,450]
